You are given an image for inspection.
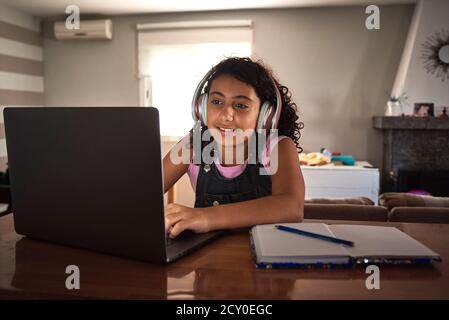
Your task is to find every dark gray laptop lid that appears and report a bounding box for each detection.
[4,107,167,262]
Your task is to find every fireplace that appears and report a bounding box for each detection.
[373,116,449,196]
[398,170,449,197]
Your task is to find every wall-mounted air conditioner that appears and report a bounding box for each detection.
[54,19,112,40]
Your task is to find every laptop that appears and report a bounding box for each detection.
[3,107,223,263]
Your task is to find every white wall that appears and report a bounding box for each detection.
[400,0,449,113]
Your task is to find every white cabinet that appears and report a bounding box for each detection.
[301,161,380,204]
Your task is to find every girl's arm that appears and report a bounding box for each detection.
[165,138,305,237]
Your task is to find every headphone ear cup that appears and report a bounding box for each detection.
[257,102,274,131]
[200,93,208,126]
[193,93,208,125]
[193,95,201,122]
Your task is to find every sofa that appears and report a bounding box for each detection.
[304,197,388,221]
[304,193,449,224]
[380,193,449,224]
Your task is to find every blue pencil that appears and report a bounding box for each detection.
[275,225,355,247]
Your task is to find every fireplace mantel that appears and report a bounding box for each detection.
[373,116,449,130]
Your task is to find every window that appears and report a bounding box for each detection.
[137,21,253,138]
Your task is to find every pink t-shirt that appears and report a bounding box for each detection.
[187,135,289,192]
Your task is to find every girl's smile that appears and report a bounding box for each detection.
[218,127,236,137]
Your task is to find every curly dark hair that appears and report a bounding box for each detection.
[191,57,304,153]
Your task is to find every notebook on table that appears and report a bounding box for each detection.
[250,223,442,269]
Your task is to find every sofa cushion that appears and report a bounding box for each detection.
[380,192,449,211]
[388,207,449,224]
[305,197,374,206]
[304,204,388,221]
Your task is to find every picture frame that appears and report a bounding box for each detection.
[435,106,449,118]
[413,102,434,117]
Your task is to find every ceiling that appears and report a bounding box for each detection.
[0,0,415,17]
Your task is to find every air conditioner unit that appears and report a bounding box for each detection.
[54,19,112,40]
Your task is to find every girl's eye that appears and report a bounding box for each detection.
[234,103,248,110]
[210,99,222,106]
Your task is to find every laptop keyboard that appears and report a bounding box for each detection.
[166,230,196,246]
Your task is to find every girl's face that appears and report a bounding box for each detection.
[206,74,261,148]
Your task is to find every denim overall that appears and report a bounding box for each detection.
[194,161,272,208]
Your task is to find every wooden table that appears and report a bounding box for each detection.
[1,213,448,299]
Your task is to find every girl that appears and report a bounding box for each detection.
[163,57,305,238]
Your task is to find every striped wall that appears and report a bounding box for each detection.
[0,4,43,171]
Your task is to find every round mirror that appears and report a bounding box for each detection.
[438,44,449,64]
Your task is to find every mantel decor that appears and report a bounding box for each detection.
[421,29,449,82]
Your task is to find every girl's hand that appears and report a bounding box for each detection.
[164,203,210,238]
